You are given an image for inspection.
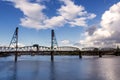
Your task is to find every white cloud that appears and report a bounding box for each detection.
[11,0,47,30]
[61,40,70,45]
[44,16,66,28]
[78,2,120,48]
[58,0,96,27]
[58,0,85,20]
[68,18,87,27]
[3,0,96,29]
[18,43,25,47]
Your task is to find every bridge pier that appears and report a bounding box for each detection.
[114,51,120,56]
[98,51,102,57]
[15,52,18,62]
[51,51,54,61]
[79,51,82,59]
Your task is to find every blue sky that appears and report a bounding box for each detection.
[0,0,120,48]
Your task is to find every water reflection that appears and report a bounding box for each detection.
[97,58,120,80]
[50,62,55,80]
[11,63,17,80]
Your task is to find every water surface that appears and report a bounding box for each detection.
[0,55,120,80]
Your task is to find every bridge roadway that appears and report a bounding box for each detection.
[0,46,117,55]
[0,46,80,55]
[0,46,119,62]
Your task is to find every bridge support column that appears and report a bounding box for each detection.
[99,51,102,57]
[15,52,18,62]
[51,51,54,61]
[79,51,82,59]
[115,46,119,56]
[115,51,118,56]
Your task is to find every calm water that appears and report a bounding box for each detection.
[0,55,120,80]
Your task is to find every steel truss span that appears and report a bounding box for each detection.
[0,46,80,53]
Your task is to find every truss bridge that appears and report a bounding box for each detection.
[0,27,119,62]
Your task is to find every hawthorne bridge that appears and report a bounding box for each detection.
[0,27,119,62]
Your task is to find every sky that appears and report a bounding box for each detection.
[0,0,120,48]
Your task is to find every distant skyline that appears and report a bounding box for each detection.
[0,0,120,48]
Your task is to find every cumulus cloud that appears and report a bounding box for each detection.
[3,0,96,29]
[44,16,66,28]
[78,2,120,48]
[58,0,96,27]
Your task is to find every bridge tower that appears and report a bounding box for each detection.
[9,27,18,62]
[51,29,58,61]
[51,29,58,49]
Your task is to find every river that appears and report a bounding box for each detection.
[0,55,120,80]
